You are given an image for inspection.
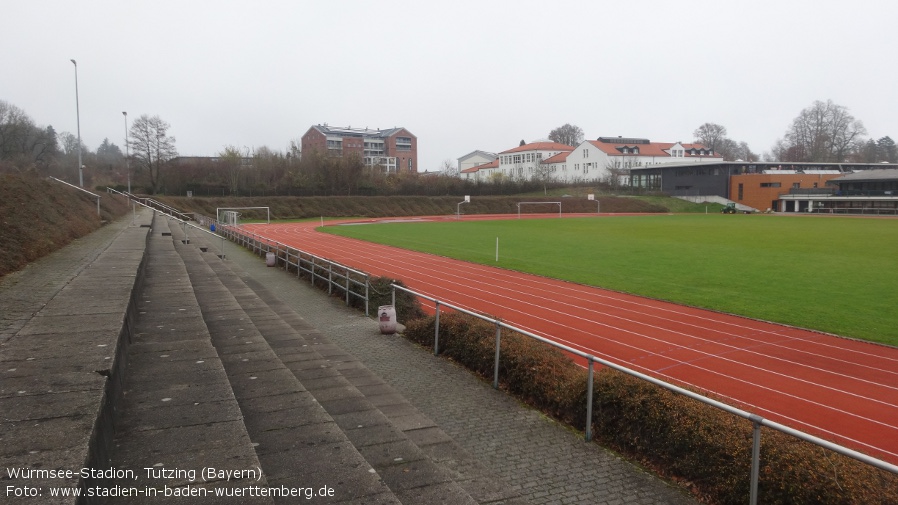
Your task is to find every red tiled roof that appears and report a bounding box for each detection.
[500,142,576,154]
[461,159,499,173]
[587,140,717,157]
[542,151,570,163]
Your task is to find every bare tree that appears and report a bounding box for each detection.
[219,145,244,196]
[0,101,60,171]
[693,123,728,153]
[776,100,866,162]
[128,114,177,194]
[530,154,554,194]
[548,124,584,147]
[601,160,628,192]
[439,159,458,177]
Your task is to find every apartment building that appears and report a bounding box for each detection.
[301,125,418,173]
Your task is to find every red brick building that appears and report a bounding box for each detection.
[300,125,418,174]
[730,171,842,212]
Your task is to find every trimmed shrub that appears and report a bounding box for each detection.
[355,276,425,322]
[404,312,898,505]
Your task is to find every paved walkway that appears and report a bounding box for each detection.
[219,240,695,505]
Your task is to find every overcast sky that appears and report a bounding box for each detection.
[3,0,896,172]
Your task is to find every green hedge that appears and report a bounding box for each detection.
[404,312,898,505]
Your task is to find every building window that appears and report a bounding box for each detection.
[396,137,412,151]
[738,183,744,200]
[408,158,413,171]
[584,149,589,158]
[760,182,782,188]
[792,182,800,189]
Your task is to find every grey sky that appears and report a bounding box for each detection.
[3,0,895,172]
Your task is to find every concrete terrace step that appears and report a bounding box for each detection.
[234,266,528,505]
[0,210,152,503]
[172,226,524,504]
[102,216,272,504]
[168,223,397,504]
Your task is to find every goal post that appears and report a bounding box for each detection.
[219,211,240,226]
[516,201,562,219]
[216,206,270,225]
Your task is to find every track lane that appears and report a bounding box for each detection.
[243,218,898,463]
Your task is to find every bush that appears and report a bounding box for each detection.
[356,276,425,321]
[403,312,898,505]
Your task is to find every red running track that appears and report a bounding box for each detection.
[244,216,898,464]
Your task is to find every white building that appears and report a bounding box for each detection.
[482,141,576,181]
[459,137,722,184]
[460,158,497,182]
[458,150,498,173]
[548,137,723,184]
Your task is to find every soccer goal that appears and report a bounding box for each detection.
[516,201,562,219]
[216,206,270,225]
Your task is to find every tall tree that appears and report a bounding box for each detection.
[128,114,177,194]
[218,145,246,196]
[877,136,897,163]
[693,123,728,153]
[0,100,60,171]
[548,124,584,147]
[96,138,123,168]
[775,100,866,162]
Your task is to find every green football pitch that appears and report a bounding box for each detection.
[322,214,898,346]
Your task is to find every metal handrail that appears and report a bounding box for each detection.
[389,283,898,505]
[205,220,370,316]
[51,176,100,215]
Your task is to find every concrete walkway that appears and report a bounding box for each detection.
[215,235,695,505]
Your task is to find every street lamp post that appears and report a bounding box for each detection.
[70,59,83,187]
[123,111,130,193]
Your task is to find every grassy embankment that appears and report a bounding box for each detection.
[155,193,715,220]
[0,174,131,278]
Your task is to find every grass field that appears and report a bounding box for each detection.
[322,214,898,346]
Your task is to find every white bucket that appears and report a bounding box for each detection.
[265,252,276,267]
[378,305,397,334]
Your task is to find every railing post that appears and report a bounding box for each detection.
[328,263,333,295]
[311,259,315,286]
[344,270,349,306]
[434,301,441,355]
[586,357,594,441]
[391,286,396,308]
[750,414,763,505]
[493,322,501,389]
[364,275,369,317]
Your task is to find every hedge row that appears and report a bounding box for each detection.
[156,194,669,221]
[403,312,898,505]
